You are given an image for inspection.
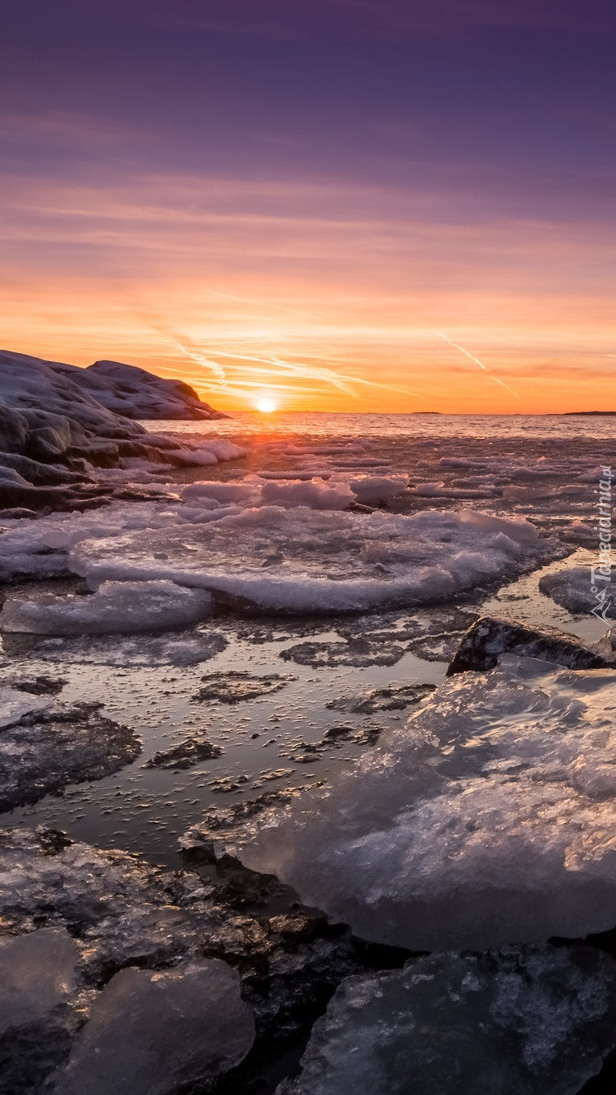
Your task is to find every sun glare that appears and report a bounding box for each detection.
[255,396,277,413]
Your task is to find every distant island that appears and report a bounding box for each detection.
[563,411,616,416]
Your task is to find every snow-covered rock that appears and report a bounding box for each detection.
[1,580,214,635]
[283,947,616,1095]
[53,961,254,1095]
[0,350,235,505]
[447,615,615,675]
[236,656,616,949]
[66,358,227,420]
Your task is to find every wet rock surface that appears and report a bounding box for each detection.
[447,615,615,675]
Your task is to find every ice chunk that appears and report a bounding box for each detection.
[21,630,228,667]
[71,507,561,615]
[540,566,615,619]
[260,478,354,509]
[285,947,616,1095]
[0,927,79,1035]
[349,474,408,504]
[0,686,52,728]
[0,580,214,635]
[447,615,614,674]
[238,656,616,949]
[182,479,257,503]
[53,960,255,1095]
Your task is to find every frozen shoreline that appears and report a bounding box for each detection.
[1,417,615,1094]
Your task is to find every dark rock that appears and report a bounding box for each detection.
[447,615,616,676]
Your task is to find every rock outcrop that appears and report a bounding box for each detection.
[0,350,239,511]
[66,358,227,421]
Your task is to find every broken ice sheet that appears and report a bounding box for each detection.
[0,695,140,810]
[0,927,79,1035]
[539,566,616,619]
[237,655,616,950]
[281,946,616,1095]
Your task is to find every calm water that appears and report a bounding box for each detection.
[140,412,616,442]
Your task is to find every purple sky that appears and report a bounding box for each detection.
[1,0,615,411]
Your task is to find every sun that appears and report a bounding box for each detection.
[255,396,278,413]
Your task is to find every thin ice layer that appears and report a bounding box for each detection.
[71,507,560,614]
[283,947,616,1095]
[237,656,616,948]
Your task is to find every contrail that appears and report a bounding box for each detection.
[207,289,316,321]
[435,330,522,402]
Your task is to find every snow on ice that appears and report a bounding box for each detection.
[236,656,616,949]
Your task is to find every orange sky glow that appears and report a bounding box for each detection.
[2,173,614,414]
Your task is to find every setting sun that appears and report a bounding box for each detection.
[255,396,278,413]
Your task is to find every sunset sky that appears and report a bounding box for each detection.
[1,0,615,414]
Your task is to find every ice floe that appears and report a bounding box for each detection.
[0,927,79,1036]
[282,947,616,1095]
[348,474,408,504]
[260,478,354,510]
[62,505,562,615]
[237,655,616,949]
[540,565,616,619]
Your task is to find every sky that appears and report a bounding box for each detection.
[1,0,615,414]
